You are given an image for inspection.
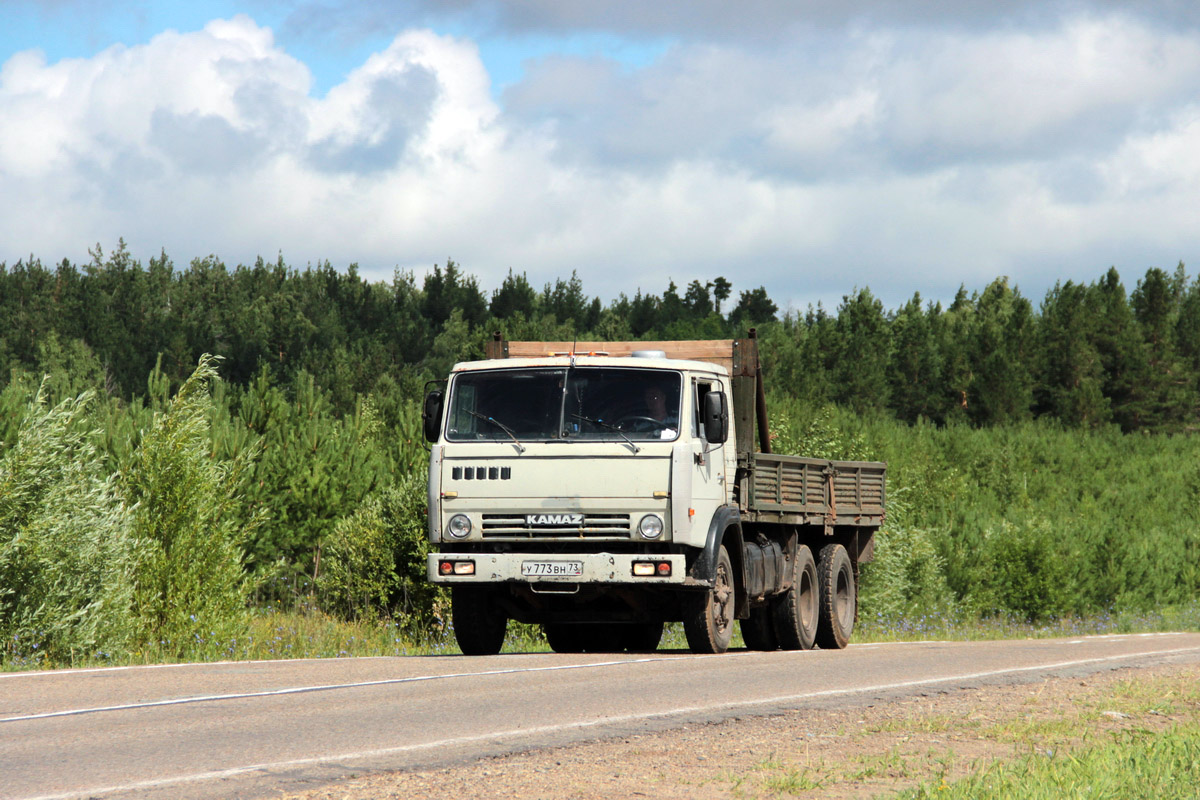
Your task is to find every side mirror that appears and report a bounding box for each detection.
[702,390,729,444]
[422,390,444,443]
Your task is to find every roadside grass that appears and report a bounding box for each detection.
[709,666,1200,799]
[899,727,1200,799]
[4,601,1199,671]
[854,602,1200,643]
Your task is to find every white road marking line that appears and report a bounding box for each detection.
[0,653,741,723]
[15,644,1200,800]
[3,633,1191,721]
[0,656,396,680]
[0,650,728,681]
[3,631,1185,682]
[3,631,1186,682]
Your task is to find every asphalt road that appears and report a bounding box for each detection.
[4,632,1200,800]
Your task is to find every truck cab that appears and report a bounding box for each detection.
[425,349,733,654]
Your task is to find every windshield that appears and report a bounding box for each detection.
[446,367,682,442]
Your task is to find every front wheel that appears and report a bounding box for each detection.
[452,586,508,655]
[815,543,855,650]
[684,545,735,654]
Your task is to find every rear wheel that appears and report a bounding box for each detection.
[740,605,778,651]
[543,623,586,653]
[684,545,735,654]
[815,543,855,650]
[452,587,508,655]
[773,544,818,651]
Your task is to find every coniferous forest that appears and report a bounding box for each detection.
[3,241,1199,665]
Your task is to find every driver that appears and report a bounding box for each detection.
[643,384,679,437]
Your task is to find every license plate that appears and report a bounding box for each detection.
[522,561,583,577]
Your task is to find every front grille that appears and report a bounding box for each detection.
[481,513,631,538]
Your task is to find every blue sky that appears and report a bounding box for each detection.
[1,1,670,95]
[3,1,1200,313]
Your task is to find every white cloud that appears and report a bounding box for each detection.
[879,16,1200,164]
[759,89,882,166]
[2,9,1200,313]
[0,19,507,272]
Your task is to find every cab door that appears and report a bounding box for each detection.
[687,375,726,518]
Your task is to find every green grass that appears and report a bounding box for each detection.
[900,728,1200,799]
[4,601,1199,671]
[853,602,1200,643]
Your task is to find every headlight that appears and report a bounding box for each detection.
[638,514,664,539]
[447,514,472,539]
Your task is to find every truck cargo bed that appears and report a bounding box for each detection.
[739,453,885,530]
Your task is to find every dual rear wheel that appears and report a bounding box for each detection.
[814,542,856,650]
[740,542,855,652]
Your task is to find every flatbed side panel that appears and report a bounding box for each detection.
[746,453,886,519]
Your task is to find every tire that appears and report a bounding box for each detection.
[543,623,586,653]
[624,621,664,653]
[740,605,778,651]
[815,543,855,650]
[684,545,736,654]
[773,544,818,651]
[452,586,508,655]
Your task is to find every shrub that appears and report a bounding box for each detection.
[860,521,954,622]
[973,517,1073,621]
[122,355,254,656]
[0,385,138,663]
[318,469,445,634]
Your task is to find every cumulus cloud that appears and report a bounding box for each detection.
[504,15,1200,177]
[2,6,1200,312]
[0,18,502,272]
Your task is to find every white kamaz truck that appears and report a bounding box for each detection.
[423,334,885,655]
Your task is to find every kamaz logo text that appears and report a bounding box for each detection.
[526,514,584,526]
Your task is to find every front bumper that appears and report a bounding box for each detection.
[428,551,698,586]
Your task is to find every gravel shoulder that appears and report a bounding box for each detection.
[283,660,1200,800]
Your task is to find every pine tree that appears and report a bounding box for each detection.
[888,294,945,423]
[832,288,890,413]
[730,287,778,328]
[422,260,487,330]
[967,278,1034,425]
[1035,281,1110,427]
[1092,268,1151,430]
[490,269,537,319]
[1131,267,1191,429]
[540,271,589,327]
[1174,271,1200,423]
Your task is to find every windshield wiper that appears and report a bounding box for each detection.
[466,410,526,453]
[570,413,640,454]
